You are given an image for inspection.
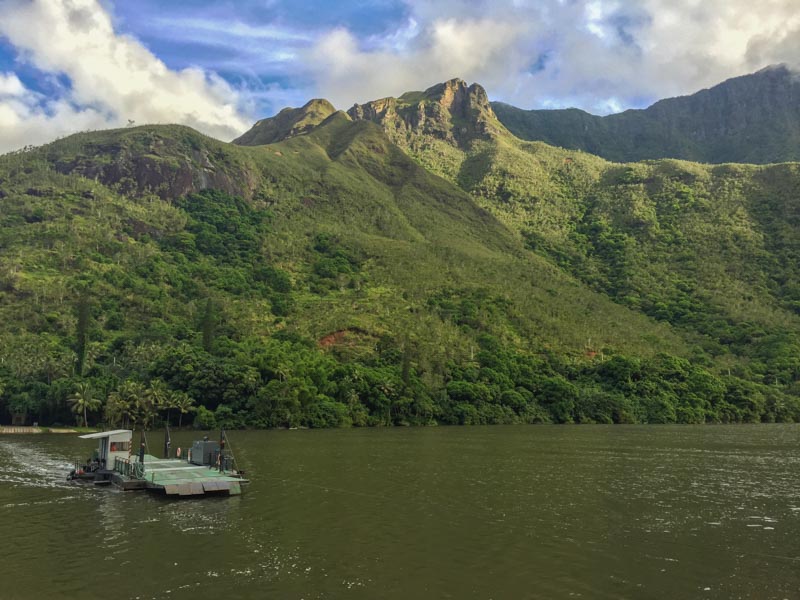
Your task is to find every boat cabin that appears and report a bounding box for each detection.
[69,428,247,496]
[78,429,133,469]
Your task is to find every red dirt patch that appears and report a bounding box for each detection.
[318,327,371,349]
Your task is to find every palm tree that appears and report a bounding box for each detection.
[172,391,197,428]
[136,394,156,431]
[146,379,171,424]
[107,380,146,429]
[104,392,125,428]
[67,382,101,428]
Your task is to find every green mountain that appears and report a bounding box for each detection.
[233,99,336,146]
[493,64,800,164]
[3,74,800,430]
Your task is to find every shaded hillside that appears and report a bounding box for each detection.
[493,65,800,164]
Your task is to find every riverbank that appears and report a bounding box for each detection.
[0,426,96,435]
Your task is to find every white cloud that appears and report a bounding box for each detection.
[745,23,800,69]
[0,91,108,153]
[302,0,800,113]
[152,17,312,44]
[0,71,111,152]
[0,72,27,96]
[306,18,532,107]
[0,0,251,153]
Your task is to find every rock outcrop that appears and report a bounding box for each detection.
[347,79,504,147]
[53,126,259,200]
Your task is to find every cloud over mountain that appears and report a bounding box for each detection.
[0,0,250,153]
[303,0,800,112]
[1,0,800,151]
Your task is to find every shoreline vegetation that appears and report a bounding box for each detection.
[2,422,795,436]
[7,420,800,439]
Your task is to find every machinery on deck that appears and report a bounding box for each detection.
[68,428,248,496]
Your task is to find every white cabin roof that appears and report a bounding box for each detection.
[79,429,132,440]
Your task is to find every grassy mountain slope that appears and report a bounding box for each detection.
[233,99,337,146]
[2,115,726,430]
[493,65,800,164]
[259,78,800,420]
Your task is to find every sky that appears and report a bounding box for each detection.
[1,0,799,153]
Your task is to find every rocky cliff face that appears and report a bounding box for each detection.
[51,126,260,200]
[347,79,504,148]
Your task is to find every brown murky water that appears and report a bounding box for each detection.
[1,425,799,599]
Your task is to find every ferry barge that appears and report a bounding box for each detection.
[68,429,247,496]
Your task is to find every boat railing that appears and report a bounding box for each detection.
[71,458,101,474]
[211,450,236,473]
[113,456,145,479]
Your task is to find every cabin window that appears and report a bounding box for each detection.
[110,441,130,452]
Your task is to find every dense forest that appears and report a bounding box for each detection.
[2,77,800,429]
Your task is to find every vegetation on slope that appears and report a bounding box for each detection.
[233,99,337,146]
[2,97,800,429]
[493,64,800,164]
[246,78,800,423]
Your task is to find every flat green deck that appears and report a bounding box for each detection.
[139,455,247,496]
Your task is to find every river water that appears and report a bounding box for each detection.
[1,425,799,599]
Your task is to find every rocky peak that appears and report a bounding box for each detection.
[234,98,337,146]
[347,96,398,123]
[347,79,501,148]
[422,79,494,119]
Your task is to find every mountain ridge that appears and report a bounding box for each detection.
[235,65,800,165]
[493,64,800,164]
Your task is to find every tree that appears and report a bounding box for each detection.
[137,389,157,431]
[104,391,128,428]
[201,298,215,352]
[106,380,145,429]
[146,379,171,422]
[171,391,196,428]
[67,382,100,427]
[75,294,90,376]
[536,376,578,424]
